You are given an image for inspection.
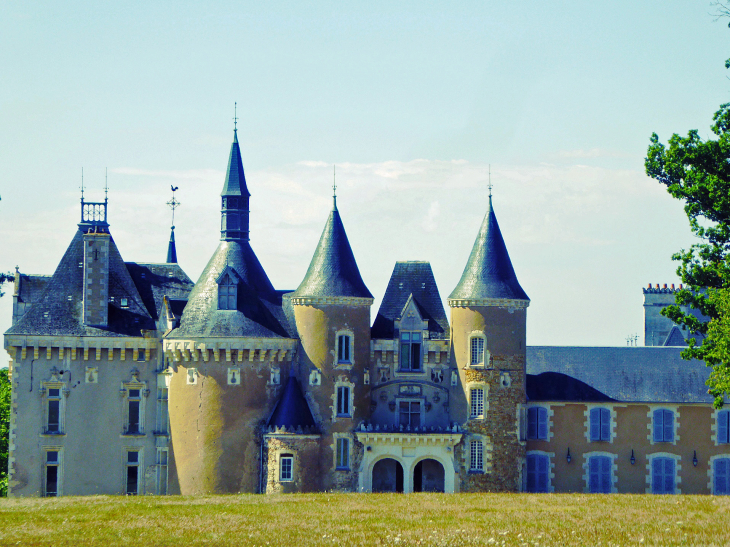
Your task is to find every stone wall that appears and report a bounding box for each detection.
[263,435,321,493]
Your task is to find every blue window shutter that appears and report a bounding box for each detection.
[600,408,610,441]
[526,455,536,492]
[663,410,674,442]
[590,409,600,441]
[653,409,663,442]
[664,459,675,494]
[715,459,728,495]
[537,408,548,440]
[652,458,663,493]
[537,455,549,492]
[601,456,611,493]
[589,457,598,492]
[527,408,537,440]
[719,411,729,444]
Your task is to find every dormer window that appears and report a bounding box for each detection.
[216,267,240,310]
[399,332,422,371]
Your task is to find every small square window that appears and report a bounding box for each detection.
[280,455,293,482]
[121,298,129,308]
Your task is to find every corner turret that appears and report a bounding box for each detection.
[220,130,251,241]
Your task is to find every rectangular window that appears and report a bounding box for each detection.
[653,409,674,443]
[715,458,730,495]
[44,450,60,497]
[527,407,548,440]
[398,401,421,427]
[126,451,140,495]
[156,388,169,434]
[589,408,611,442]
[337,335,351,363]
[719,411,730,444]
[399,332,422,371]
[336,438,350,469]
[526,454,549,493]
[218,274,237,310]
[651,457,675,494]
[337,386,351,417]
[470,440,484,472]
[589,455,612,493]
[470,388,484,418]
[47,388,61,433]
[157,449,168,495]
[280,455,293,481]
[470,337,485,365]
[127,389,141,434]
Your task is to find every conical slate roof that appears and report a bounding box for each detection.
[292,202,372,299]
[449,197,529,301]
[220,131,250,197]
[166,227,177,263]
[267,376,317,430]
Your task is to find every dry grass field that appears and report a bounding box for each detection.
[0,493,729,547]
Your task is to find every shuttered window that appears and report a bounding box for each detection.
[526,454,549,493]
[527,407,548,440]
[589,408,611,442]
[715,458,730,495]
[718,411,730,444]
[588,455,612,493]
[653,409,674,443]
[651,457,675,494]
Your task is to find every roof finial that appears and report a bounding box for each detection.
[80,167,85,201]
[333,165,337,209]
[167,185,180,230]
[105,167,108,203]
[233,102,238,132]
[488,164,493,209]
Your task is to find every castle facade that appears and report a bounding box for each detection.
[4,131,729,496]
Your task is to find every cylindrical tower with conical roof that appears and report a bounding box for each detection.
[448,194,529,492]
[290,193,374,491]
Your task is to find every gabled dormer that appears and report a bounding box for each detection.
[395,294,429,373]
[216,266,240,310]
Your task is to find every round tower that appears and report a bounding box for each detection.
[448,193,529,492]
[290,191,373,491]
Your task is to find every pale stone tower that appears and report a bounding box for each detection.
[289,191,374,491]
[448,194,529,491]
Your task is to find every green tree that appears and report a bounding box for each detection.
[0,368,9,496]
[645,103,730,408]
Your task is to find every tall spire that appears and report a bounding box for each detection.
[166,185,180,263]
[449,188,529,303]
[220,106,251,241]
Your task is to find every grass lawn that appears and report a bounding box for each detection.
[0,493,729,546]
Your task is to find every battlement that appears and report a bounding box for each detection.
[643,283,683,294]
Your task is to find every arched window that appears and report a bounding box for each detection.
[218,272,237,310]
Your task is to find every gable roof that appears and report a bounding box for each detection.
[663,325,687,347]
[526,346,713,403]
[170,240,295,338]
[124,262,194,326]
[449,198,529,302]
[292,203,372,299]
[372,261,449,339]
[267,376,318,431]
[6,229,155,337]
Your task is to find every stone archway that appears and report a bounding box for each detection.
[372,458,404,493]
[413,458,445,492]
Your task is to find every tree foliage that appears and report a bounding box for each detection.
[646,103,730,408]
[0,272,13,298]
[0,368,9,497]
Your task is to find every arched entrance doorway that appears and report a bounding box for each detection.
[413,459,445,492]
[372,458,404,492]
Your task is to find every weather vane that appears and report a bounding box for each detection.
[81,167,85,200]
[167,185,180,229]
[488,164,493,198]
[233,102,238,132]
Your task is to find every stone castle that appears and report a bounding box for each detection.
[4,130,730,496]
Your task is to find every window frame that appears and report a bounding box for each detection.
[650,455,676,495]
[587,454,613,493]
[470,439,484,473]
[525,452,551,493]
[652,409,675,443]
[470,335,486,367]
[399,331,423,372]
[470,387,485,419]
[337,334,352,364]
[336,437,351,470]
[156,448,169,495]
[279,454,294,482]
[155,386,169,435]
[125,449,142,495]
[527,406,549,440]
[717,410,730,445]
[122,379,147,436]
[43,448,62,497]
[712,456,730,495]
[589,407,612,442]
[217,270,238,310]
[41,380,67,436]
[397,399,422,428]
[337,385,351,417]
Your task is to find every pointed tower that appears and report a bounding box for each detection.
[166,229,177,263]
[290,186,373,491]
[220,129,251,242]
[448,193,529,493]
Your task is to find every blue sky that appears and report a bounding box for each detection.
[1,1,728,346]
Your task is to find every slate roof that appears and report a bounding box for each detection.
[170,241,295,338]
[526,346,713,403]
[449,197,529,302]
[166,228,178,263]
[372,261,449,340]
[6,229,156,337]
[267,376,318,431]
[663,325,687,347]
[291,202,372,299]
[124,262,194,327]
[220,130,250,197]
[14,274,51,303]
